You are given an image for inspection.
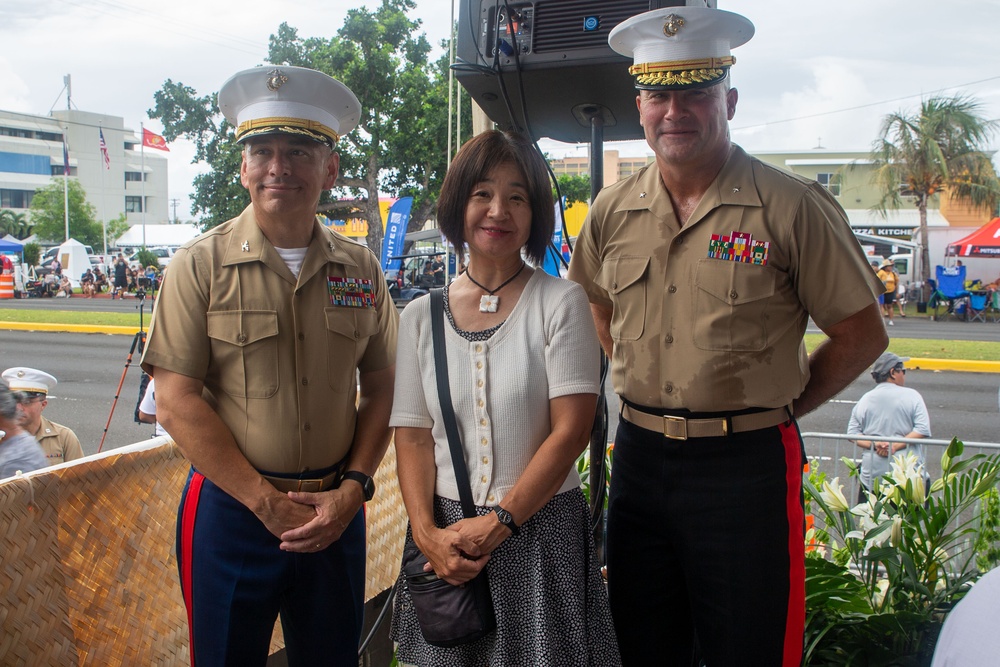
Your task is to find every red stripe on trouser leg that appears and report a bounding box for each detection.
[180,471,205,667]
[780,421,806,666]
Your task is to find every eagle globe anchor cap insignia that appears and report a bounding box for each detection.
[266,69,288,91]
[663,14,685,37]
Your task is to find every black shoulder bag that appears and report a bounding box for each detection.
[400,288,497,647]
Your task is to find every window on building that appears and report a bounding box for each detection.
[125,196,143,213]
[125,171,144,183]
[0,189,32,208]
[816,172,841,197]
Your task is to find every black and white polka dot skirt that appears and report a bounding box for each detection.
[391,488,622,666]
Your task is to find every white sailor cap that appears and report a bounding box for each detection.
[218,66,361,147]
[2,367,57,397]
[609,7,754,90]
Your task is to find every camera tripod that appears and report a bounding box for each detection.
[98,294,149,452]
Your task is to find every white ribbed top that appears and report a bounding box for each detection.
[390,270,601,505]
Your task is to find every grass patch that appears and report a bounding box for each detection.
[804,333,1000,361]
[0,308,145,328]
[3,310,998,361]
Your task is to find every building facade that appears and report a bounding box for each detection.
[0,109,169,231]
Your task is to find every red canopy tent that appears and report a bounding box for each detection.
[947,217,1000,257]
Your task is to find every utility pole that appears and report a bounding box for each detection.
[170,198,179,224]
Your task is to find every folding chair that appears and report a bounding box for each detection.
[932,266,970,321]
[990,291,1000,323]
[968,292,988,323]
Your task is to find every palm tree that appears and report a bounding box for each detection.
[869,95,1000,294]
[0,209,30,239]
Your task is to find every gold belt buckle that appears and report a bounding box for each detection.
[296,479,324,492]
[662,415,688,440]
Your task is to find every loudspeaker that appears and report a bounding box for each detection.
[455,0,707,143]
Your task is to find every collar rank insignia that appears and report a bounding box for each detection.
[328,276,376,308]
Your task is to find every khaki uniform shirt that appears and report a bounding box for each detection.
[33,416,84,465]
[568,145,883,412]
[141,206,398,474]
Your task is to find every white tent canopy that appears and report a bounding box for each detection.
[115,224,200,248]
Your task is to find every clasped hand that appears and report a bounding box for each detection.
[415,522,494,586]
[874,441,892,457]
[256,486,361,553]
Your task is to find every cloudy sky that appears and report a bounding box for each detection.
[2,0,998,221]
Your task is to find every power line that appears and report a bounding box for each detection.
[733,74,1000,132]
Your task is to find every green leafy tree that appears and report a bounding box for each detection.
[104,214,131,253]
[28,180,103,246]
[150,0,455,256]
[266,0,438,253]
[22,242,40,267]
[149,80,247,228]
[395,42,472,250]
[556,174,592,208]
[869,96,1000,290]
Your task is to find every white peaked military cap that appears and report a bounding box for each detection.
[2,367,57,396]
[609,6,754,90]
[218,66,361,147]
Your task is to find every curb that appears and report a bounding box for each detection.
[1,322,143,335]
[4,321,1000,374]
[905,358,1000,374]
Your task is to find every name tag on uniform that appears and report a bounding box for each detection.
[328,277,376,308]
[707,230,770,266]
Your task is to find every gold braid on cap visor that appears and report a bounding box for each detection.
[629,56,734,87]
[236,117,340,147]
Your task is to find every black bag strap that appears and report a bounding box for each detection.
[429,288,477,519]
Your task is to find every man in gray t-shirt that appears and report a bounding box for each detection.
[0,384,47,480]
[848,351,932,501]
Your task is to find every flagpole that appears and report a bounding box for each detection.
[99,127,107,257]
[63,145,70,242]
[63,77,71,242]
[140,123,147,248]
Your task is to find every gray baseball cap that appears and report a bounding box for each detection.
[872,352,909,376]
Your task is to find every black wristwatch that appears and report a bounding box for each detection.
[493,506,520,536]
[340,470,375,502]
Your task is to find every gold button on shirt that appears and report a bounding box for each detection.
[141,206,398,473]
[568,145,883,412]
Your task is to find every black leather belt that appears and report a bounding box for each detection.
[621,404,792,440]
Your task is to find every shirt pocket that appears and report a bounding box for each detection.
[325,307,379,392]
[594,256,649,342]
[693,259,777,352]
[206,310,279,398]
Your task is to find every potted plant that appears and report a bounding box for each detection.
[803,439,1000,665]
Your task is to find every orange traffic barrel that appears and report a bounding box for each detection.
[0,274,13,299]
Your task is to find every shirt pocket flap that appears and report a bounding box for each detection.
[206,311,278,346]
[594,256,650,295]
[696,260,776,306]
[325,307,379,341]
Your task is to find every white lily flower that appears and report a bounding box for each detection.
[890,517,903,547]
[821,477,851,513]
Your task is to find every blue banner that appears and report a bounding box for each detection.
[542,201,565,277]
[381,197,413,271]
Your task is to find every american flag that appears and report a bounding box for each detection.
[99,128,110,169]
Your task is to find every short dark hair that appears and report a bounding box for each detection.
[437,130,554,265]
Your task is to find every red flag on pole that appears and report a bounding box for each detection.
[142,128,170,151]
[99,128,111,169]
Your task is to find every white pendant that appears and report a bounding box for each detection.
[479,294,498,313]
